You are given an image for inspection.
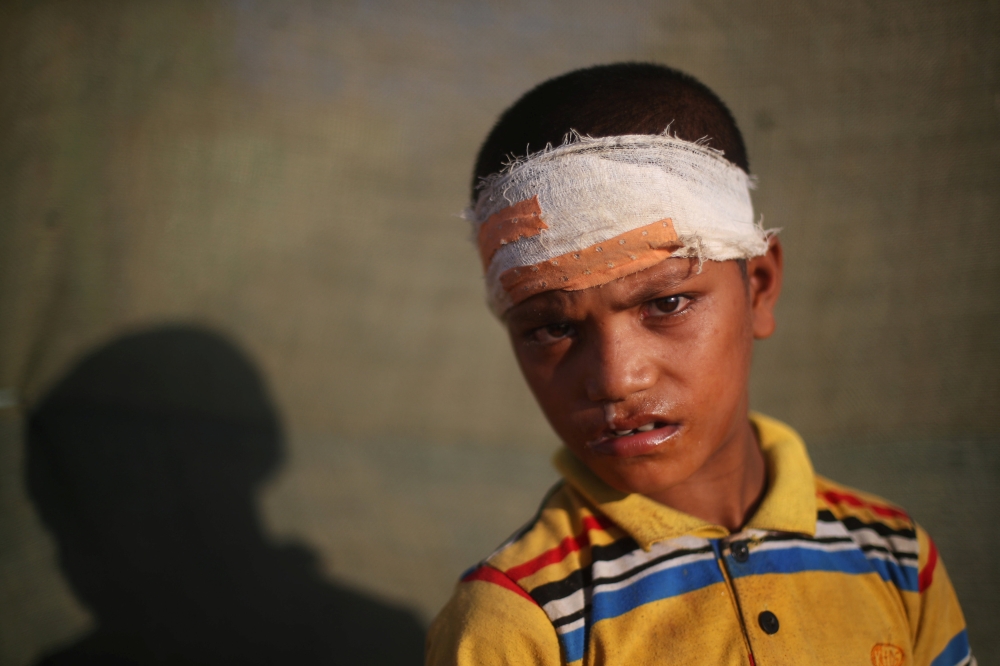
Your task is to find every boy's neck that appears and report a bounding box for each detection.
[644,418,767,532]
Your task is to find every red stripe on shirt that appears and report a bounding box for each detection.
[505,514,614,582]
[819,489,910,520]
[462,565,538,604]
[918,536,938,592]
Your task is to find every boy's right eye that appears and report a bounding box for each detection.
[529,323,574,344]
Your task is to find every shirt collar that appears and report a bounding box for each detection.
[553,412,817,550]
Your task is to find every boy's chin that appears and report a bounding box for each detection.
[576,445,703,499]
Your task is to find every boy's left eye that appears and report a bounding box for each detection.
[646,295,691,317]
[529,322,574,344]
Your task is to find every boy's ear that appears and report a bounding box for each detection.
[748,237,783,339]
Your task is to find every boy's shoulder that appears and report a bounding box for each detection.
[473,480,631,594]
[814,472,916,531]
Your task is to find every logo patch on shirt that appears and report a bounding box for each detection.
[871,643,904,666]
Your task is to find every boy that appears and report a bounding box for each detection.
[426,64,972,665]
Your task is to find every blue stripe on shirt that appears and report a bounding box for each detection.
[930,629,971,666]
[729,545,919,592]
[590,558,726,624]
[557,558,725,663]
[558,626,586,664]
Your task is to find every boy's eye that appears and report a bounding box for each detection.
[530,323,574,344]
[647,295,691,317]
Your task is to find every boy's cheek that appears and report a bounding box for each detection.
[510,340,566,395]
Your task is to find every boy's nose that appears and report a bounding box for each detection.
[583,325,657,403]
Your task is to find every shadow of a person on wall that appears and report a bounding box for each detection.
[26,326,426,666]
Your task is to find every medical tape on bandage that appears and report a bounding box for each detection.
[466,134,769,316]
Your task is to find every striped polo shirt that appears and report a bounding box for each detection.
[427,414,974,666]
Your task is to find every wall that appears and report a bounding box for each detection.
[1,0,997,663]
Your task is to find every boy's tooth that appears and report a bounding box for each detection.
[637,423,655,432]
[614,429,632,436]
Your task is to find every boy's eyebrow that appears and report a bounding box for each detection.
[606,263,698,310]
[505,295,573,326]
[505,260,699,325]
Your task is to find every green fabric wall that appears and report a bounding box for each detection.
[1,1,997,663]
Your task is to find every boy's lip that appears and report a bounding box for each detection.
[586,419,681,457]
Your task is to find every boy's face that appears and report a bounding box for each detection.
[505,242,782,500]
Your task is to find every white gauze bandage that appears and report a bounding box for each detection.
[468,133,769,316]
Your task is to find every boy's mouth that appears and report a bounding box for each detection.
[611,422,661,437]
[586,420,680,457]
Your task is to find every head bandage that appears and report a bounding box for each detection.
[467,133,769,316]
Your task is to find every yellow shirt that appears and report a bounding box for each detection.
[426,414,973,666]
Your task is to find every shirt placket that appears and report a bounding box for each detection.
[711,536,774,666]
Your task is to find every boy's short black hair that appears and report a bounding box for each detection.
[472,63,749,198]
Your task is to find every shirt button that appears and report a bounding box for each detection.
[758,611,780,635]
[731,541,750,563]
